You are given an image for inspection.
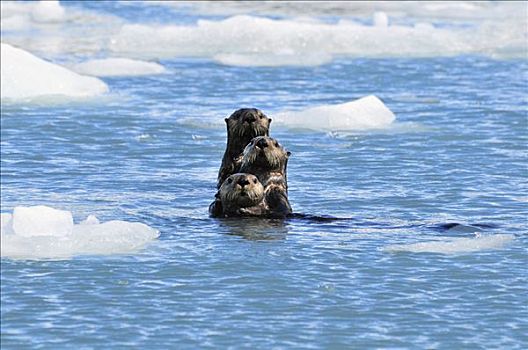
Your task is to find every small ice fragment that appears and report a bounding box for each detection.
[72,58,166,77]
[414,22,434,31]
[31,0,65,23]
[384,234,514,254]
[373,12,389,28]
[213,53,332,67]
[1,213,14,235]
[80,215,100,225]
[136,134,152,141]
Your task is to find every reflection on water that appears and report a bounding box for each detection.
[218,217,289,241]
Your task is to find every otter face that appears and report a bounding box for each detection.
[241,136,291,170]
[220,173,264,208]
[225,108,271,139]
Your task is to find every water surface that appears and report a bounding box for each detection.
[1,2,527,349]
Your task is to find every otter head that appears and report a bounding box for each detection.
[220,173,265,208]
[225,108,271,141]
[240,136,291,172]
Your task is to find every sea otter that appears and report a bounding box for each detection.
[217,108,271,189]
[239,136,292,217]
[209,173,266,218]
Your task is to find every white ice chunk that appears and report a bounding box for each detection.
[384,234,514,254]
[12,205,73,237]
[31,0,65,23]
[80,215,100,225]
[71,220,159,255]
[274,95,396,131]
[1,206,159,260]
[1,2,526,61]
[1,14,30,31]
[107,12,527,61]
[0,43,108,101]
[71,58,166,77]
[373,12,389,28]
[414,22,435,31]
[1,213,14,236]
[213,52,332,67]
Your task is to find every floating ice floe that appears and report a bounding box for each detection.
[11,206,74,237]
[274,95,396,131]
[0,43,108,101]
[373,12,389,28]
[30,0,65,23]
[1,205,159,260]
[72,58,166,77]
[1,2,526,63]
[1,1,123,57]
[172,0,516,21]
[213,52,333,67]
[1,0,66,30]
[108,12,527,61]
[383,234,514,255]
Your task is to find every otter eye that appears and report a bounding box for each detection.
[227,178,233,184]
[253,178,257,184]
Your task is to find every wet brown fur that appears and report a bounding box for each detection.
[209,173,266,218]
[217,108,271,189]
[239,136,292,217]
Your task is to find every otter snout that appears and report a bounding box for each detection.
[238,178,250,187]
[244,115,256,123]
[257,138,268,149]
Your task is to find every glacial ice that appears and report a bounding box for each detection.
[213,52,333,67]
[72,58,166,77]
[0,43,108,101]
[12,205,73,237]
[108,11,527,61]
[384,234,514,254]
[274,95,396,131]
[0,213,14,236]
[30,0,65,23]
[1,1,526,65]
[373,12,389,28]
[1,205,159,260]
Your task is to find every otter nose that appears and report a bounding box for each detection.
[244,115,256,123]
[257,138,268,148]
[238,178,250,187]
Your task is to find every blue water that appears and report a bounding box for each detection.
[2,3,528,349]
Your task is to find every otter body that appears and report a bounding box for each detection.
[217,108,271,189]
[239,136,292,217]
